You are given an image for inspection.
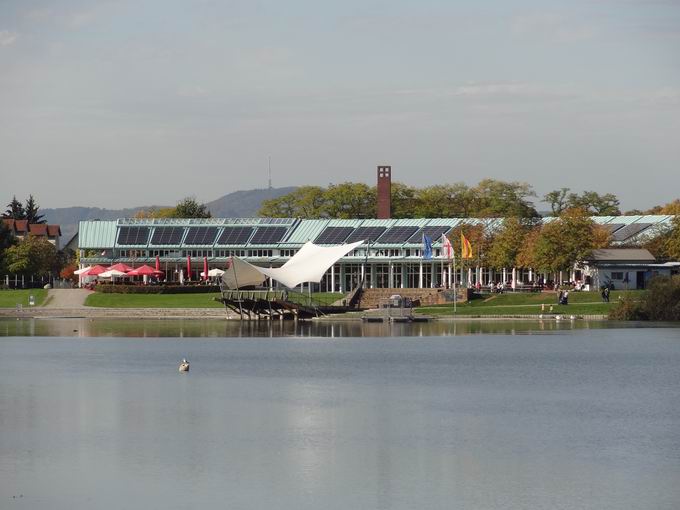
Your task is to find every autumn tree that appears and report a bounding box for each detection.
[5,236,57,276]
[531,208,610,273]
[413,184,475,217]
[485,217,538,269]
[390,182,417,219]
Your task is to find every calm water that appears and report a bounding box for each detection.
[1,320,679,509]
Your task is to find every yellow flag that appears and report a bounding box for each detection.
[461,233,473,259]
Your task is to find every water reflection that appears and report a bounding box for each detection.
[0,317,659,338]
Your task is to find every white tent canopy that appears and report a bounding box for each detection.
[201,268,225,277]
[221,240,364,289]
[99,269,129,278]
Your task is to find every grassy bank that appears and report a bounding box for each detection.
[0,289,48,308]
[85,292,225,308]
[416,290,640,317]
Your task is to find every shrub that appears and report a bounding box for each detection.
[95,284,220,294]
[609,275,680,321]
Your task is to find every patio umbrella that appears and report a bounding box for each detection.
[74,266,92,275]
[127,265,162,276]
[108,263,134,273]
[187,256,192,281]
[203,257,208,281]
[99,269,129,280]
[82,265,108,276]
[155,255,161,272]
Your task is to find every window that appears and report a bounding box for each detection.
[611,272,624,280]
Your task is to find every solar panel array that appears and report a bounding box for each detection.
[250,226,287,245]
[345,227,386,243]
[150,227,185,245]
[184,227,219,245]
[377,226,419,244]
[602,223,625,234]
[216,226,254,245]
[117,226,150,245]
[407,226,452,244]
[612,223,652,242]
[314,226,354,244]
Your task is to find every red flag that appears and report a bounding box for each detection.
[203,256,208,281]
[186,255,192,281]
[155,255,161,272]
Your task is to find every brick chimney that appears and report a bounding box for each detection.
[377,165,391,219]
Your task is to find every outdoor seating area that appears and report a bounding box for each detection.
[77,255,225,290]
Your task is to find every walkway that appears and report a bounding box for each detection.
[43,289,92,309]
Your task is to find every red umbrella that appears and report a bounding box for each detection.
[127,265,162,276]
[108,263,134,273]
[83,265,108,276]
[203,257,208,281]
[186,255,192,281]
[155,255,161,272]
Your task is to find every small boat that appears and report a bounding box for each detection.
[179,359,190,372]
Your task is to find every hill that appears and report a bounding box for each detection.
[42,187,298,244]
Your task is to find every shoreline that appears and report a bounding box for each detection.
[0,307,609,321]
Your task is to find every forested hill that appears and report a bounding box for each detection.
[42,187,298,243]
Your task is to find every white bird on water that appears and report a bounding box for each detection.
[179,358,190,372]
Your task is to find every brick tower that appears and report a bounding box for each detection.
[377,165,391,219]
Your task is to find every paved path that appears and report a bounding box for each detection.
[44,289,92,308]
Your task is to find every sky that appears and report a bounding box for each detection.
[1,0,679,210]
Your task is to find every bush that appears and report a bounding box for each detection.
[609,275,680,321]
[95,284,220,294]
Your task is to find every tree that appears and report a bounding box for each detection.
[472,179,538,217]
[486,217,535,269]
[390,182,417,219]
[322,183,375,219]
[664,216,680,261]
[566,191,621,216]
[413,183,475,218]
[0,221,17,273]
[543,188,570,216]
[134,207,176,219]
[173,197,212,218]
[5,236,57,276]
[24,195,46,224]
[531,208,610,273]
[4,196,25,219]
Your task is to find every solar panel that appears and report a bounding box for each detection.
[345,226,387,243]
[184,227,219,245]
[250,226,287,244]
[216,226,254,245]
[376,226,419,244]
[407,226,452,243]
[602,223,624,234]
[117,226,150,245]
[612,223,652,242]
[150,227,185,245]
[314,226,354,244]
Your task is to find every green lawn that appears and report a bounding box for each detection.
[0,289,48,308]
[416,290,641,317]
[85,293,225,308]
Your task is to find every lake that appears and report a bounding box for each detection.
[1,319,679,509]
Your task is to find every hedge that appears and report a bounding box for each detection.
[95,284,220,294]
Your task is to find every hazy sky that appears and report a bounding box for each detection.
[1,0,679,210]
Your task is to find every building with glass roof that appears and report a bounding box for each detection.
[78,215,676,291]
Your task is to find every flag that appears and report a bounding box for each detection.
[422,235,433,260]
[441,235,453,259]
[461,232,473,259]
